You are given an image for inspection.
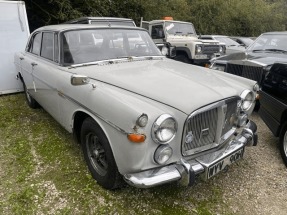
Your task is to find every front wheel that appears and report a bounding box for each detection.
[23,82,39,109]
[279,123,287,167]
[81,117,123,189]
[174,54,190,63]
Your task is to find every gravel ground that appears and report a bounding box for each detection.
[219,112,287,214]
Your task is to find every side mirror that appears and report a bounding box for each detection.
[71,75,90,86]
[71,75,96,89]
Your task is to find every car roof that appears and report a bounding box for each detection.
[201,35,228,38]
[65,17,134,23]
[262,31,287,35]
[34,24,143,33]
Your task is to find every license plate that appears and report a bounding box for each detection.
[207,148,244,179]
[194,54,208,59]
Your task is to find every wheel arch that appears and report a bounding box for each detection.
[176,47,191,59]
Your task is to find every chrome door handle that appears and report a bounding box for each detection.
[31,62,37,66]
[19,57,24,60]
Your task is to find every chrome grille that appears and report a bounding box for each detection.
[182,97,239,156]
[226,63,264,84]
[203,45,220,54]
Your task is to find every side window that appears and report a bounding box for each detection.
[30,33,42,55]
[40,32,54,61]
[54,33,59,63]
[151,25,165,39]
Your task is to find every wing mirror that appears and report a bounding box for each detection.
[71,75,96,88]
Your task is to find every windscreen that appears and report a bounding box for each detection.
[248,34,287,51]
[165,21,196,35]
[62,29,161,65]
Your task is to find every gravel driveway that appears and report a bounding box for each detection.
[220,112,287,214]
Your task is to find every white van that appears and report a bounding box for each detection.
[0,0,29,95]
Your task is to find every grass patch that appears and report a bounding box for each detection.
[0,94,232,214]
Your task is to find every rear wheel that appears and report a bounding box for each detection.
[23,82,39,109]
[279,123,287,167]
[81,117,123,189]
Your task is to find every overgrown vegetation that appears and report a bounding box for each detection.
[0,93,236,214]
[24,0,287,36]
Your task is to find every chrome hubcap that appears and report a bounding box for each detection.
[86,133,108,176]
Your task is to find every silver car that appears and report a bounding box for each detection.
[15,24,258,189]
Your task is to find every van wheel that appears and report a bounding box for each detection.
[81,117,123,189]
[279,123,287,167]
[174,54,190,63]
[23,83,39,109]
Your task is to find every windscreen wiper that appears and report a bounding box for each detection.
[265,49,287,54]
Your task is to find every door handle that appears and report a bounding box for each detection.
[31,62,37,66]
[19,57,24,60]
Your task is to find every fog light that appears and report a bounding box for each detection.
[154,145,173,165]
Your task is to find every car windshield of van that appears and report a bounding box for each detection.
[62,29,161,65]
[248,34,287,53]
[165,21,196,35]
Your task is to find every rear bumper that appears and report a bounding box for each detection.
[124,120,257,188]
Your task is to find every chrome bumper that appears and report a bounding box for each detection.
[124,120,257,188]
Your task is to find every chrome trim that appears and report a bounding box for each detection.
[151,114,178,144]
[124,120,257,188]
[182,97,240,156]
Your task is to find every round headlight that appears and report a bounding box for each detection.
[219,46,223,53]
[161,46,168,56]
[152,114,177,144]
[196,46,202,53]
[136,113,148,127]
[253,83,260,92]
[240,90,254,111]
[154,145,173,165]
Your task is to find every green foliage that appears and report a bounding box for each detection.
[24,0,286,36]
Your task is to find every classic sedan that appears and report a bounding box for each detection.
[210,32,287,86]
[15,24,258,189]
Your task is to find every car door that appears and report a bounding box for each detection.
[20,32,42,97]
[29,31,62,121]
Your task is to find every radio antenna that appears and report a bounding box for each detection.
[93,8,111,27]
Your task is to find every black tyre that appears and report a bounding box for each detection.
[23,82,39,109]
[81,117,123,189]
[174,54,190,63]
[279,123,287,167]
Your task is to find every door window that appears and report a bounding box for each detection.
[41,32,54,61]
[151,25,165,39]
[30,33,42,55]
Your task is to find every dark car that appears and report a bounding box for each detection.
[259,63,287,166]
[230,36,254,48]
[210,32,287,86]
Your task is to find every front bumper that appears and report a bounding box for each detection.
[124,120,257,188]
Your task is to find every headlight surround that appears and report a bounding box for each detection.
[195,45,202,53]
[154,145,173,165]
[152,114,177,144]
[240,90,255,111]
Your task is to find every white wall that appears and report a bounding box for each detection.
[0,1,29,95]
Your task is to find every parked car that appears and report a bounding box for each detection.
[259,63,287,166]
[230,36,254,48]
[210,32,287,86]
[200,35,245,55]
[15,24,258,190]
